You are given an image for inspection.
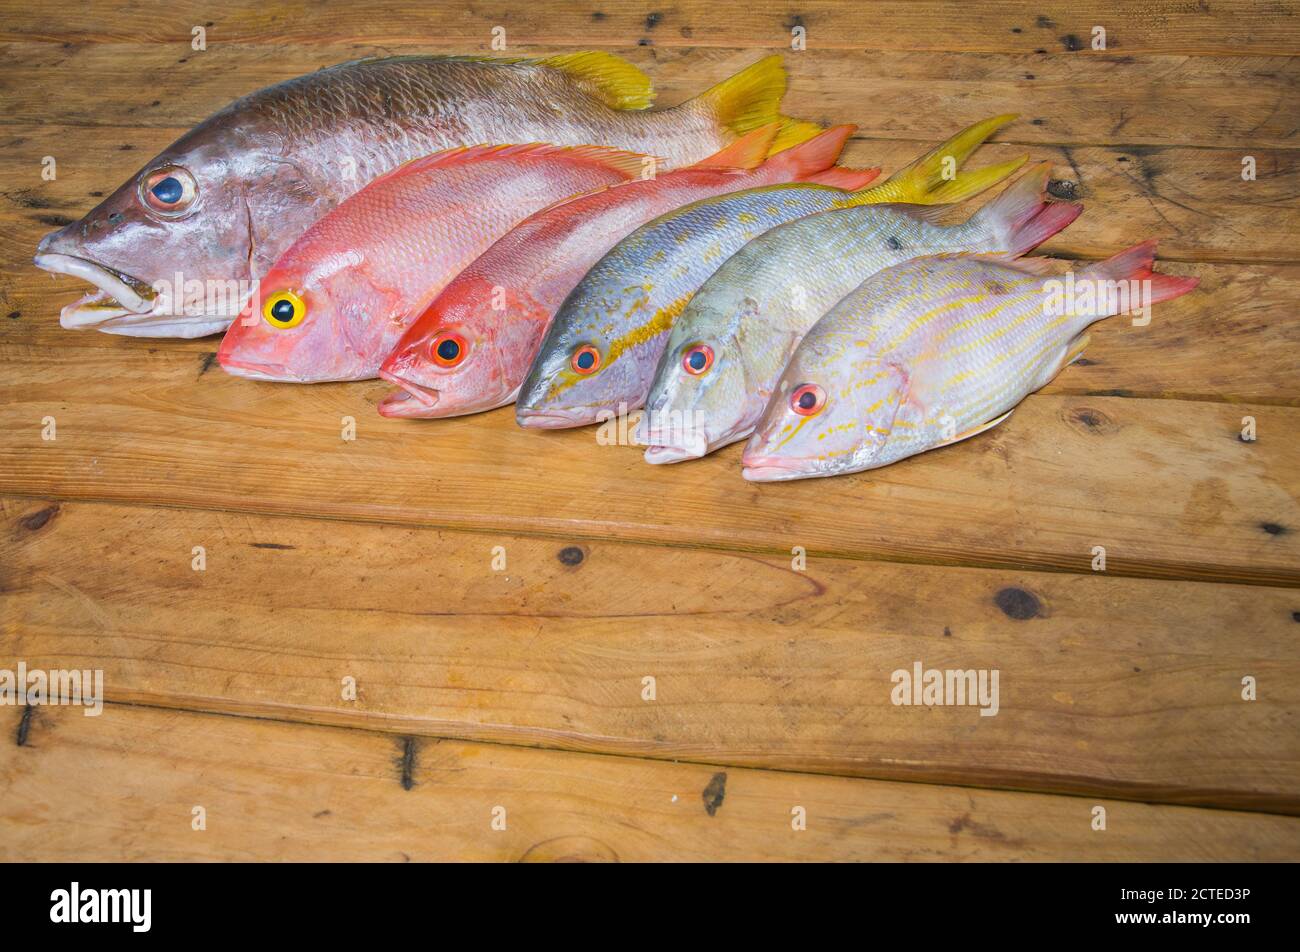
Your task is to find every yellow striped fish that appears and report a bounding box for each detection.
[741,242,1198,481]
[514,115,1027,428]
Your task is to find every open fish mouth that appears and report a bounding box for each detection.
[33,252,232,338]
[377,371,440,418]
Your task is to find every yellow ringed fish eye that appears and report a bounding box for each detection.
[263,290,306,329]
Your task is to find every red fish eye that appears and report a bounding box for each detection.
[790,383,825,416]
[430,333,466,367]
[681,343,714,376]
[140,166,198,216]
[571,344,601,375]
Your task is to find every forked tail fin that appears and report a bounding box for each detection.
[967,162,1083,255]
[761,124,878,188]
[843,114,1026,206]
[1079,240,1199,319]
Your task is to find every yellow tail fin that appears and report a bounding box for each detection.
[692,55,790,139]
[844,114,1026,206]
[538,51,655,110]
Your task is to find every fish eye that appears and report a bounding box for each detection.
[431,332,467,367]
[140,166,198,217]
[682,343,714,376]
[262,290,306,329]
[571,344,601,375]
[790,383,826,416]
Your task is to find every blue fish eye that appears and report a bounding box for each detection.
[797,390,817,410]
[437,338,460,361]
[575,350,595,370]
[150,176,184,205]
[270,299,296,323]
[688,350,707,371]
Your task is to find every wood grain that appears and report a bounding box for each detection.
[1,1,1295,55]
[3,496,1297,811]
[0,346,1296,585]
[3,703,1297,861]
[0,44,1293,150]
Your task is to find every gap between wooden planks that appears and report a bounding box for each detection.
[3,496,1297,814]
[5,124,1298,267]
[0,1,1295,55]
[0,43,1294,150]
[1,344,1296,586]
[3,701,1298,862]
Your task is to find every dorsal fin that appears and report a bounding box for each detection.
[538,51,655,110]
[689,123,782,170]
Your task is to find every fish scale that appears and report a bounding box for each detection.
[515,114,1032,428]
[36,52,801,337]
[742,246,1198,481]
[217,144,644,383]
[639,163,1082,463]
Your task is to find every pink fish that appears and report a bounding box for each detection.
[377,123,877,418]
[217,142,650,382]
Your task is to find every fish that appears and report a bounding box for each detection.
[514,115,1027,429]
[33,52,808,338]
[216,142,649,383]
[376,122,879,419]
[638,162,1082,462]
[741,242,1198,481]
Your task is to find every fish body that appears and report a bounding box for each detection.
[514,115,1027,428]
[377,124,880,418]
[640,164,1081,461]
[34,52,802,338]
[217,143,647,383]
[741,243,1198,481]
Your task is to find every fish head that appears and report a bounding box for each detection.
[742,347,907,482]
[638,302,753,463]
[216,245,389,383]
[378,275,526,418]
[34,117,329,338]
[514,301,653,429]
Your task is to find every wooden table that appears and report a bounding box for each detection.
[2,1,1298,861]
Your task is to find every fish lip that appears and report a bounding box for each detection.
[377,370,441,417]
[515,404,600,429]
[217,353,301,383]
[739,454,809,482]
[34,252,157,321]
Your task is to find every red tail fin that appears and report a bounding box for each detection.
[690,123,782,170]
[1082,240,1199,308]
[806,166,882,189]
[969,163,1082,255]
[764,124,857,178]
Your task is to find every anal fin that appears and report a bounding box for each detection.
[935,409,1014,448]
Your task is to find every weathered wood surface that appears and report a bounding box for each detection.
[3,496,1297,812]
[1,347,1296,585]
[2,1,1297,54]
[1,0,1298,861]
[4,704,1297,862]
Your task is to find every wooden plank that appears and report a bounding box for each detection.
[0,1,1294,55]
[3,703,1297,861]
[0,44,1294,149]
[3,496,1297,811]
[6,122,1299,270]
[0,345,1296,585]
